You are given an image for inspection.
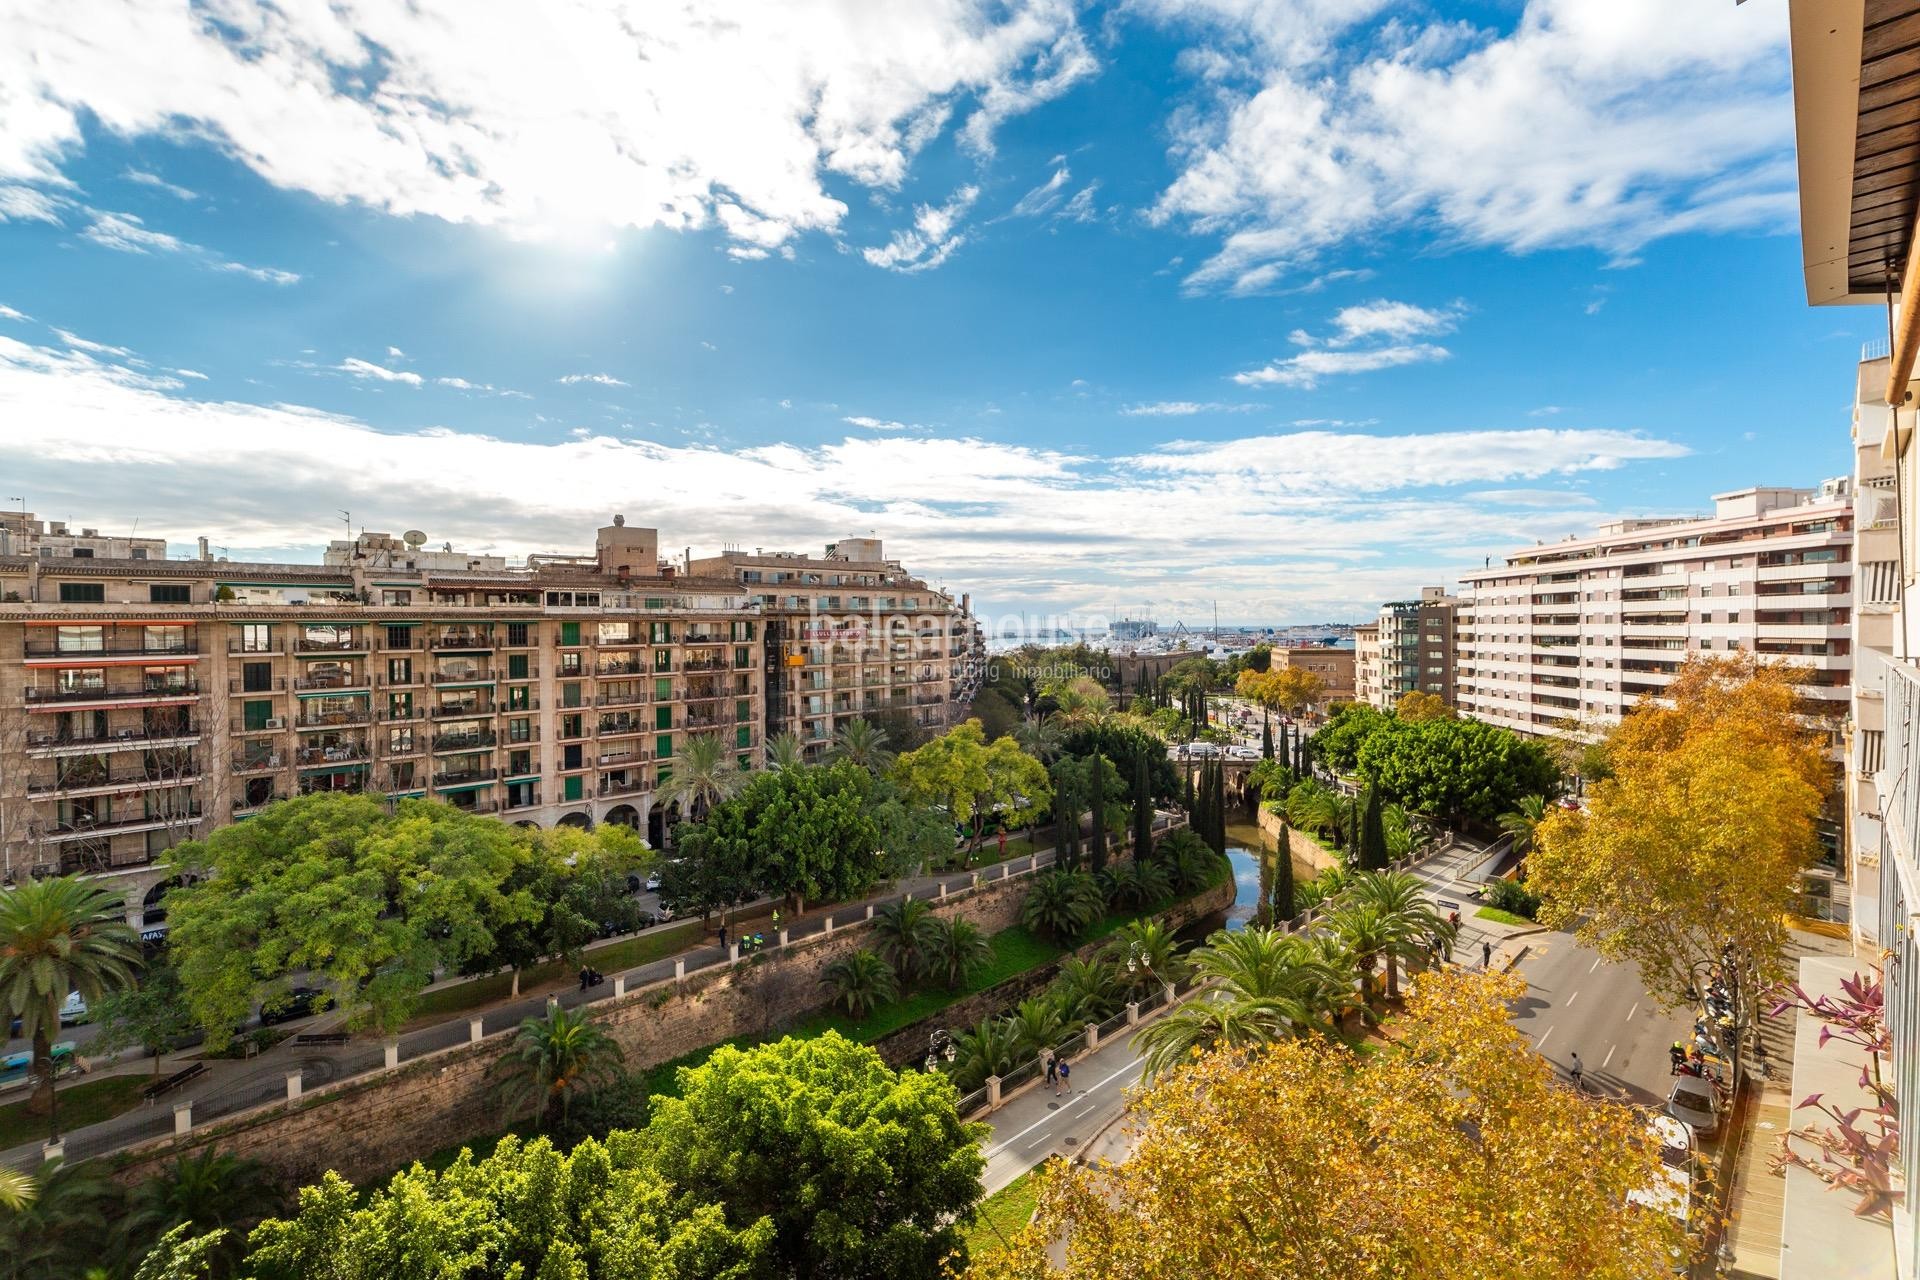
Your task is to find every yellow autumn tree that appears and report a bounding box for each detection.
[1528,654,1831,1087]
[966,970,1693,1280]
[1393,689,1453,721]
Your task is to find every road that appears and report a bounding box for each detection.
[1506,933,1694,1108]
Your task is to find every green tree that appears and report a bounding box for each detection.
[923,916,992,991]
[660,816,759,931]
[1270,822,1297,922]
[1107,918,1186,993]
[820,949,899,1019]
[130,1225,227,1280]
[1155,827,1220,895]
[1131,750,1155,858]
[89,953,195,1076]
[1497,793,1550,855]
[490,1004,626,1130]
[0,1166,34,1211]
[830,717,895,772]
[1135,928,1358,1077]
[1356,716,1560,829]
[165,795,539,1045]
[0,1159,124,1279]
[246,1140,773,1279]
[1262,715,1274,760]
[1053,955,1123,1024]
[1087,752,1109,873]
[648,1033,987,1277]
[0,877,140,1126]
[1021,870,1104,942]
[679,760,885,913]
[1006,995,1070,1060]
[1309,703,1396,775]
[476,823,648,997]
[1012,715,1065,765]
[765,730,807,771]
[658,732,745,822]
[1349,870,1457,998]
[871,897,941,985]
[1357,783,1389,871]
[119,1149,282,1279]
[863,776,955,879]
[892,720,1052,854]
[952,1014,1022,1092]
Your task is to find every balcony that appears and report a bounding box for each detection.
[446,799,502,815]
[432,702,495,720]
[292,673,370,691]
[232,752,284,774]
[433,728,497,752]
[685,709,735,729]
[596,747,652,767]
[296,745,369,766]
[228,676,288,694]
[32,806,203,841]
[25,680,199,706]
[380,706,428,722]
[429,632,494,651]
[434,766,499,788]
[24,637,199,658]
[681,656,728,672]
[297,708,372,727]
[297,776,365,797]
[233,794,287,815]
[504,791,543,811]
[595,660,644,677]
[28,766,203,796]
[429,669,497,684]
[500,666,541,681]
[293,634,368,653]
[27,722,200,753]
[595,689,648,708]
[53,843,157,876]
[598,778,648,798]
[228,639,285,655]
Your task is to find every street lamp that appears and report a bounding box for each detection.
[1124,939,1152,980]
[925,1028,956,1072]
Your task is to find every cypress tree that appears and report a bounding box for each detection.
[1132,751,1154,858]
[1089,752,1108,873]
[1261,715,1274,760]
[1183,760,1194,815]
[1359,785,1388,871]
[1272,820,1296,922]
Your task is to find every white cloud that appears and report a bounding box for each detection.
[1147,0,1795,293]
[843,415,923,432]
[1010,165,1072,218]
[387,346,406,359]
[558,372,629,387]
[1234,344,1449,388]
[338,357,423,386]
[1322,299,1461,346]
[0,304,29,321]
[74,210,301,283]
[122,167,196,200]
[174,368,207,379]
[778,398,793,409]
[213,261,301,286]
[52,328,133,357]
[1,1,1089,261]
[1243,298,1463,387]
[0,186,64,223]
[0,329,1696,620]
[1121,401,1258,416]
[1466,488,1597,508]
[863,185,980,272]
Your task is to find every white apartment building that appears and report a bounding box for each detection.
[1456,487,1852,916]
[1353,623,1381,708]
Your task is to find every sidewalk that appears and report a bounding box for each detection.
[980,1018,1147,1194]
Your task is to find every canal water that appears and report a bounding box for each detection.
[1180,819,1271,937]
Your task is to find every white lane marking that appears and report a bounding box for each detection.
[1536,1025,1555,1049]
[983,1055,1140,1156]
[1602,1044,1617,1069]
[1626,1003,1638,1022]
[1589,957,1603,974]
[1566,991,1580,1007]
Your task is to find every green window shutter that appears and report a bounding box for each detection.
[508,653,529,679]
[654,677,672,700]
[653,650,672,672]
[655,705,672,730]
[560,621,580,646]
[735,725,750,749]
[243,700,273,731]
[736,699,751,720]
[656,735,674,759]
[563,775,584,802]
[562,682,582,708]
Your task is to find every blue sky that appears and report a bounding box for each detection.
[0,0,1878,626]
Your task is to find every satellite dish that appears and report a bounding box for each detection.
[403,530,427,548]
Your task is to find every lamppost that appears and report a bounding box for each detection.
[925,1028,956,1073]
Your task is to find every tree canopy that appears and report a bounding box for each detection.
[673,759,885,913]
[890,719,1051,850]
[970,971,1691,1280]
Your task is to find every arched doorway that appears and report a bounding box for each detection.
[513,819,538,830]
[605,804,639,831]
[558,811,592,830]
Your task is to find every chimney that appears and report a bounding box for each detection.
[197,537,210,561]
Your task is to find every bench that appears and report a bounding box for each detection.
[142,1061,207,1102]
[292,1032,350,1047]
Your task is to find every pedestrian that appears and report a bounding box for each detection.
[1057,1057,1071,1095]
[1669,1041,1687,1074]
[1045,1054,1059,1092]
[1481,940,1493,969]
[718,922,727,947]
[1568,1051,1583,1089]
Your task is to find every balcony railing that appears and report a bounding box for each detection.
[297,708,372,727]
[28,766,202,794]
[25,680,199,704]
[504,791,542,810]
[432,703,495,720]
[597,719,646,737]
[228,640,285,655]
[31,806,203,840]
[429,633,494,650]
[598,779,648,798]
[595,690,648,707]
[292,674,369,691]
[681,657,728,672]
[233,794,287,814]
[24,638,199,658]
[27,722,199,751]
[293,635,368,652]
[232,753,284,774]
[228,677,288,693]
[432,729,497,752]
[596,748,652,766]
[430,670,496,684]
[297,777,365,796]
[596,660,644,676]
[296,745,369,766]
[434,766,499,787]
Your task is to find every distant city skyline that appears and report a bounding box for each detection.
[0,1,1867,624]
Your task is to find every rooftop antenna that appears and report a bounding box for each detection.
[339,509,352,541]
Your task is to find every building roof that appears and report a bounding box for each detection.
[1791,0,1920,305]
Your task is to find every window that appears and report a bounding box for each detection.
[243,700,275,731]
[650,621,672,644]
[508,717,532,744]
[70,548,94,559]
[242,662,273,693]
[507,653,529,680]
[562,713,584,740]
[735,645,752,669]
[656,734,674,760]
[508,749,532,776]
[653,649,673,672]
[389,693,413,719]
[238,624,274,653]
[736,724,751,749]
[55,625,104,653]
[559,621,581,647]
[561,682,583,709]
[507,623,530,647]
[655,677,673,701]
[381,589,412,606]
[388,658,413,684]
[58,582,105,603]
[388,726,415,753]
[656,704,674,730]
[563,774,584,802]
[149,584,191,604]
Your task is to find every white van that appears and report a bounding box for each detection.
[58,991,89,1025]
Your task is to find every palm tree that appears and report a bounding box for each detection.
[1006,995,1070,1060]
[0,877,140,1130]
[819,950,898,1019]
[922,917,992,990]
[764,731,807,771]
[1159,831,1219,894]
[1096,863,1142,910]
[1020,870,1103,941]
[871,898,941,985]
[829,717,894,772]
[1107,918,1186,992]
[1286,783,1344,844]
[1132,858,1173,907]
[1498,794,1551,855]
[489,1005,625,1129]
[1134,928,1358,1077]
[1053,955,1123,1024]
[118,1148,283,1277]
[0,1159,122,1279]
[1013,715,1065,764]
[1347,870,1458,1000]
[657,733,743,821]
[0,1167,34,1211]
[951,1015,1022,1091]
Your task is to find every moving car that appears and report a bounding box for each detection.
[259,986,327,1026]
[1665,1075,1719,1137]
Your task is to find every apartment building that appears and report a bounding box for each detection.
[689,537,985,760]
[1353,623,1381,708]
[0,516,765,926]
[1376,587,1458,709]
[1269,644,1355,711]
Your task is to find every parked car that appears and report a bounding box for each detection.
[57,990,88,1026]
[1629,1116,1693,1224]
[259,986,327,1026]
[1227,745,1260,760]
[1665,1075,1719,1137]
[645,871,664,893]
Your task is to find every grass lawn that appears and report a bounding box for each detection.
[966,1170,1040,1255]
[408,920,705,1024]
[0,1074,147,1149]
[1475,905,1534,928]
